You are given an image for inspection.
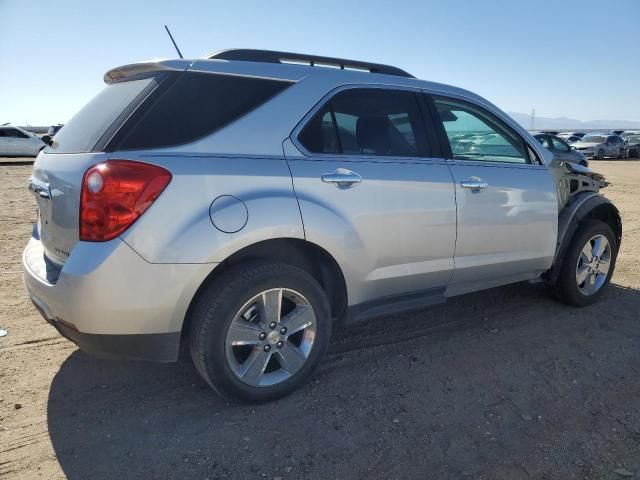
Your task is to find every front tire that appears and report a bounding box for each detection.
[189,261,332,402]
[597,148,605,160]
[554,220,618,307]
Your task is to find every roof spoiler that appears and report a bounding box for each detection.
[103,59,192,84]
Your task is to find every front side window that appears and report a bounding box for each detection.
[433,96,530,164]
[551,136,570,151]
[297,88,428,157]
[5,128,29,139]
[535,135,551,149]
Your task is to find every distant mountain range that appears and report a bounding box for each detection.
[508,112,640,131]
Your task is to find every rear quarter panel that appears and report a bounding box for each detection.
[119,153,304,263]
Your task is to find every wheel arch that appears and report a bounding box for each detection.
[180,238,348,347]
[546,193,622,283]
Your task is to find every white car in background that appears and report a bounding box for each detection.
[572,134,626,159]
[0,125,45,157]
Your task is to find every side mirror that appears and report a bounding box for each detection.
[41,135,53,146]
[569,145,576,151]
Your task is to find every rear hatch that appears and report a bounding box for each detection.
[30,58,294,266]
[29,64,183,266]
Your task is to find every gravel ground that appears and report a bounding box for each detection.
[1,159,639,480]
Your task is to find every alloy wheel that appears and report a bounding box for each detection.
[576,234,611,295]
[225,288,317,387]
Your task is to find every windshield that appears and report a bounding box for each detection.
[581,135,606,143]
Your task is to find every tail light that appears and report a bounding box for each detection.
[80,160,171,241]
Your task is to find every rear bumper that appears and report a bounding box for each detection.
[34,299,180,362]
[22,236,214,362]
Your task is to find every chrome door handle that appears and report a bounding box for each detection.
[321,168,362,189]
[460,177,488,192]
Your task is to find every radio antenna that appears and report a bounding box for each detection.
[164,25,183,59]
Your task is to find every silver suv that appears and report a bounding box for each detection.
[23,49,622,402]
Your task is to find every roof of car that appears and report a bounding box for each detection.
[104,50,489,108]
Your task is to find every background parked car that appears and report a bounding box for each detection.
[534,133,588,166]
[620,131,640,140]
[572,134,626,159]
[626,135,640,158]
[0,125,45,156]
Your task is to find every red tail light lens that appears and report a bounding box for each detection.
[80,160,172,241]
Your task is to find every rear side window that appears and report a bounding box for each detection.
[51,76,158,154]
[298,88,429,157]
[114,73,292,150]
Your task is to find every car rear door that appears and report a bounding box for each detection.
[5,128,32,155]
[285,86,457,307]
[426,93,558,296]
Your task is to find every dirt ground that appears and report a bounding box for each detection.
[1,158,640,480]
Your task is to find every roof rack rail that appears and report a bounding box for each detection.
[207,49,414,78]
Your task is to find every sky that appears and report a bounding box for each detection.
[1,0,639,126]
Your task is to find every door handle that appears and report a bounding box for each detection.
[321,168,362,189]
[460,177,488,192]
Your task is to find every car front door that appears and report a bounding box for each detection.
[4,128,32,155]
[0,129,7,156]
[427,94,558,296]
[285,86,457,307]
[605,136,617,156]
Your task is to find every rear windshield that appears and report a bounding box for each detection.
[49,76,158,154]
[110,72,292,151]
[581,135,606,143]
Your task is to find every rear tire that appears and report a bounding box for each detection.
[553,220,618,307]
[189,261,332,402]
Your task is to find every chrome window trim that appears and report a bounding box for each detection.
[289,83,444,164]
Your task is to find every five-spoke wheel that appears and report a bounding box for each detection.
[555,220,618,306]
[225,288,317,387]
[189,262,331,402]
[575,235,611,295]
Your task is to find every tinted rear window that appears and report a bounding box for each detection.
[50,76,158,154]
[113,72,292,150]
[298,88,429,157]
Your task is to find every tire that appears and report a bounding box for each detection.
[618,148,624,159]
[554,220,618,307]
[597,148,605,160]
[189,261,332,402]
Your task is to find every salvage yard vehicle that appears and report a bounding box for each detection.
[22,49,622,402]
[0,125,45,156]
[534,133,589,166]
[573,133,626,159]
[626,135,640,158]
